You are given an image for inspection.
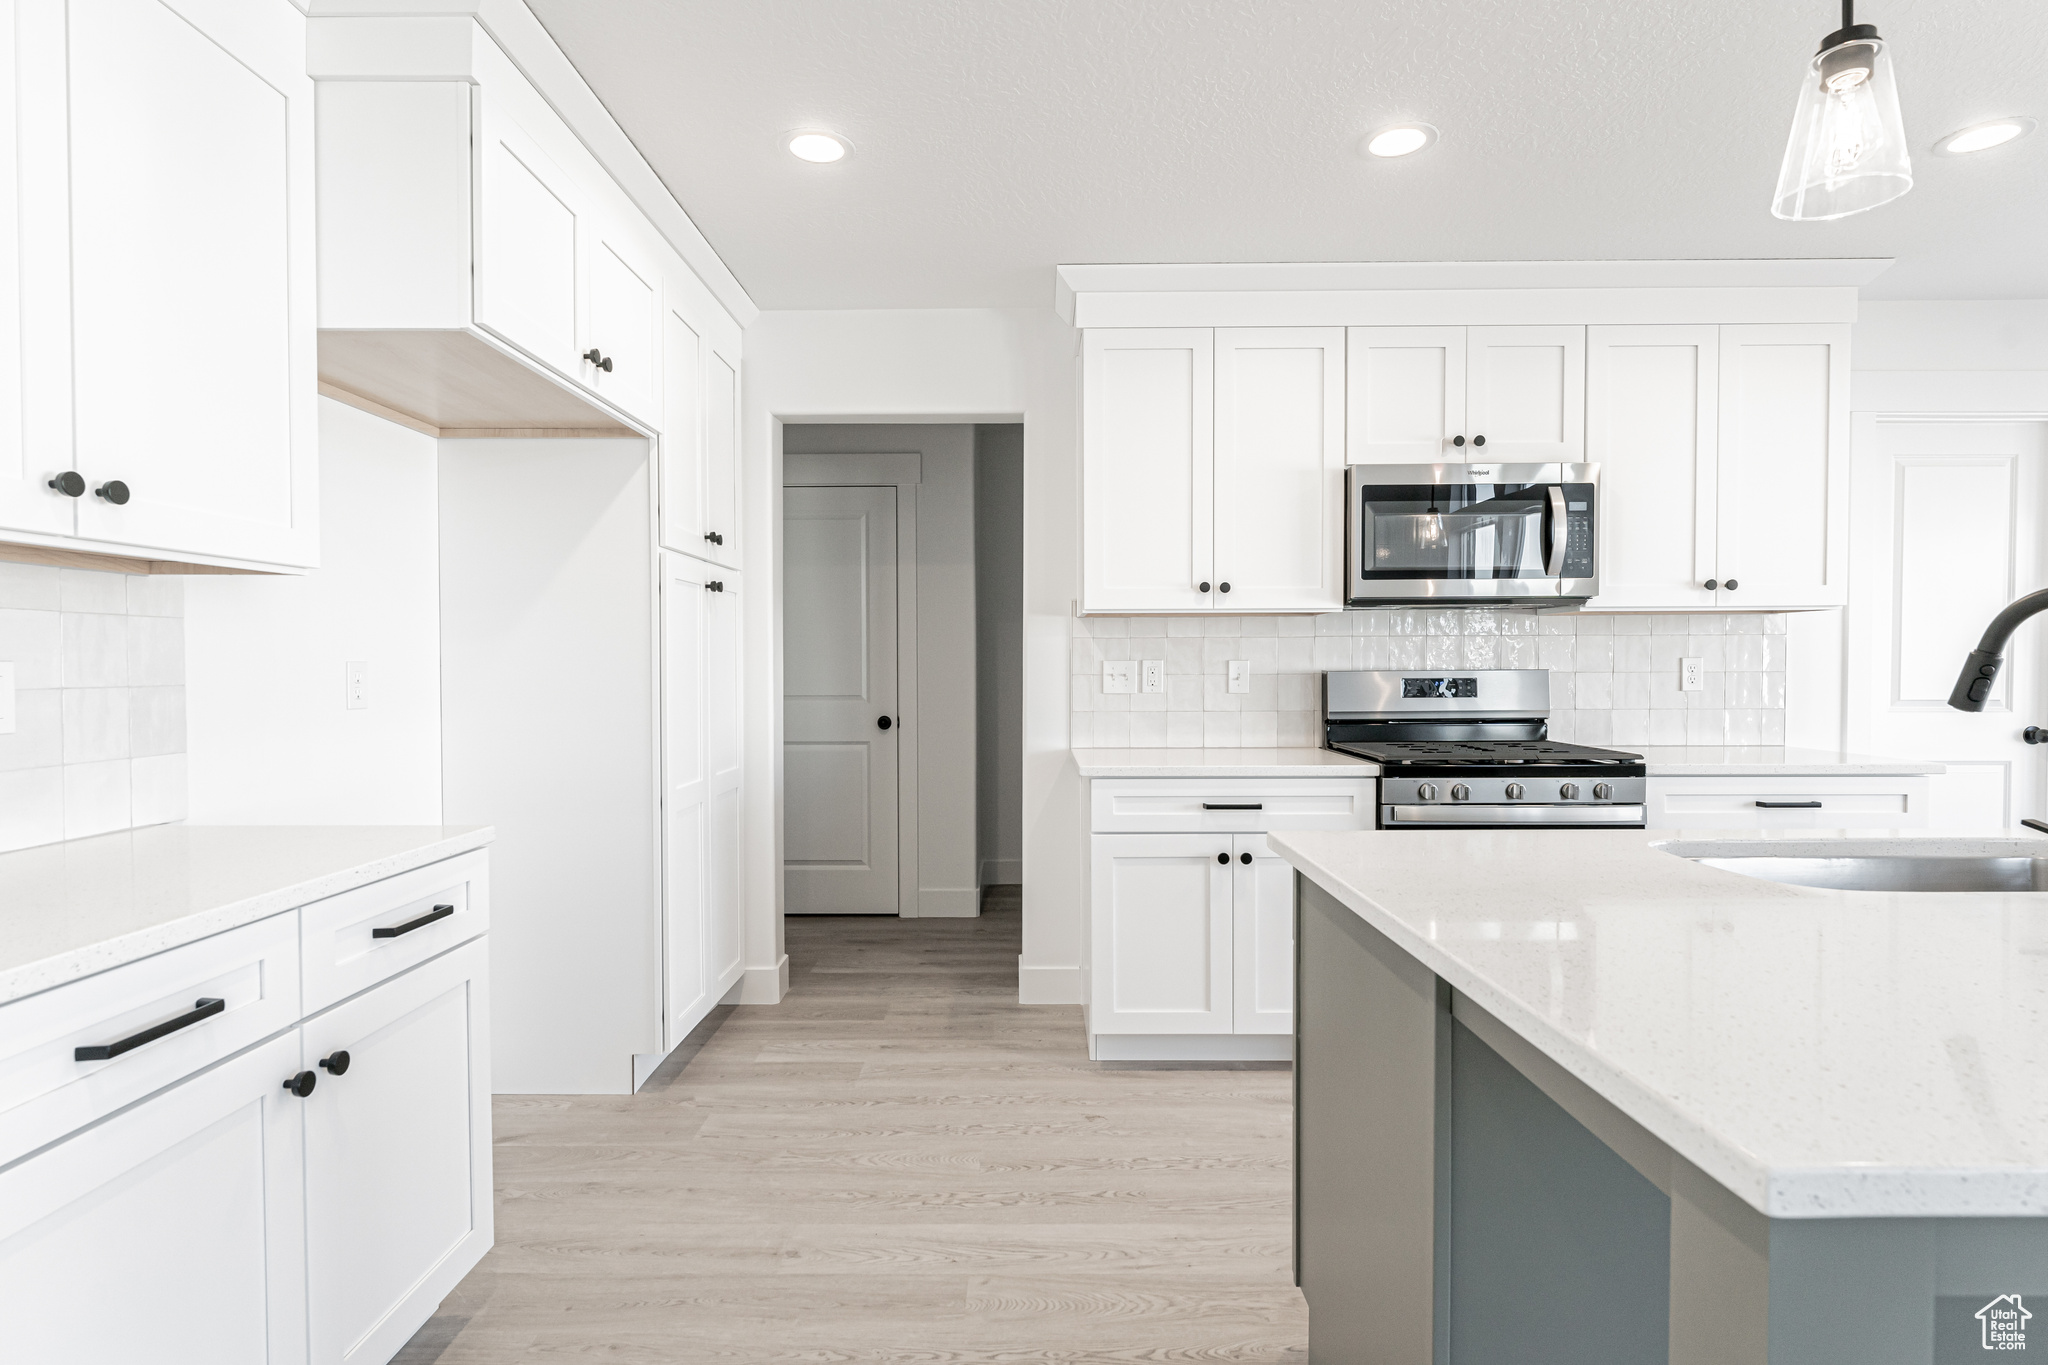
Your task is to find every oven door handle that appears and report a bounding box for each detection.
[1544,485,1568,578]
[1386,804,1645,825]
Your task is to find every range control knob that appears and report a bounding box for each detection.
[1593,782,1614,800]
[1417,783,1439,802]
[1559,782,1580,801]
[1504,782,1524,800]
[1450,784,1470,802]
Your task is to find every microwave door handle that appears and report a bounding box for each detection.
[1544,486,1567,577]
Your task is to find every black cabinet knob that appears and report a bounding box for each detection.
[582,348,613,372]
[705,580,724,592]
[1704,579,1718,591]
[704,531,724,545]
[1723,578,1738,591]
[1217,852,1229,864]
[1198,581,1211,593]
[319,1050,351,1075]
[1239,852,1252,864]
[1219,582,1231,594]
[877,716,893,730]
[94,480,130,505]
[283,1070,317,1098]
[1452,435,1465,448]
[47,471,84,497]
[1472,435,1486,447]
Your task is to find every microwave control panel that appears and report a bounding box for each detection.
[1561,485,1595,577]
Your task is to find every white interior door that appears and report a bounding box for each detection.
[1715,323,1849,609]
[1345,325,1467,464]
[67,0,313,565]
[1089,833,1233,1034]
[704,569,744,993]
[1082,328,1214,611]
[1465,325,1585,461]
[1585,325,1719,610]
[1230,833,1293,1035]
[783,486,900,914]
[1213,327,1345,612]
[1847,420,2048,828]
[658,308,702,554]
[0,1032,306,1364]
[582,226,659,421]
[662,552,711,1040]
[301,939,490,1365]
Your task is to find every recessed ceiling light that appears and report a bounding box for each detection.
[786,131,849,164]
[1935,116,2036,155]
[1364,124,1438,158]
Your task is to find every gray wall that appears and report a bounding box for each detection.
[975,424,1023,886]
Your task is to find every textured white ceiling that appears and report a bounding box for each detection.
[526,0,2048,309]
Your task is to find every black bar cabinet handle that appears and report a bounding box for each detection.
[372,903,455,939]
[2023,818,2048,836]
[1202,803,1263,810]
[1755,801,1823,809]
[75,997,225,1061]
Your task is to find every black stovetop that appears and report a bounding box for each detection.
[1330,738,1644,767]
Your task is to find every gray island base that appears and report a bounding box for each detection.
[1297,876,2048,1365]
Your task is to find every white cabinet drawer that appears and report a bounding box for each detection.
[301,852,488,1016]
[0,912,301,1168]
[1090,777,1376,833]
[1645,775,1930,830]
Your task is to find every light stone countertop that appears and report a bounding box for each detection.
[1269,824,2048,1219]
[1073,747,1379,778]
[1636,746,1946,776]
[0,825,494,1005]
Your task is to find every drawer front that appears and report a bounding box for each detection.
[1091,778,1377,833]
[301,851,489,1015]
[1646,776,1930,830]
[0,911,301,1168]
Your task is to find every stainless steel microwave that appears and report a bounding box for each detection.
[1346,463,1599,606]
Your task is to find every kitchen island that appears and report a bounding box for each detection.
[1272,826,2048,1365]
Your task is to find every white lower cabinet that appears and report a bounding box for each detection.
[1231,834,1296,1036]
[1645,774,1931,829]
[1090,833,1236,1036]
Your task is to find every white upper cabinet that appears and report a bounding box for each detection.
[581,221,661,423]
[1212,327,1345,613]
[658,306,703,551]
[474,91,584,379]
[0,0,65,538]
[703,345,740,567]
[1714,324,1848,609]
[1345,326,1465,464]
[1082,328,1214,613]
[1464,325,1585,461]
[1586,325,1720,610]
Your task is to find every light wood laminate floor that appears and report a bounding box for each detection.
[399,891,1306,1362]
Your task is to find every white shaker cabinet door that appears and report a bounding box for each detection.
[66,0,316,566]
[1585,325,1720,610]
[662,551,712,1046]
[703,344,740,568]
[1465,325,1585,462]
[658,306,704,554]
[0,0,69,537]
[1089,834,1234,1035]
[1715,323,1849,609]
[301,938,492,1365]
[1213,327,1345,613]
[1082,328,1215,612]
[704,567,745,1003]
[0,1031,308,1365]
[475,89,583,380]
[1230,834,1294,1035]
[1345,326,1467,464]
[581,223,661,423]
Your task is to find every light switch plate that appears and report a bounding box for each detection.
[1102,660,1136,695]
[345,660,369,710]
[1228,660,1251,695]
[1680,657,1704,693]
[1141,660,1166,694]
[0,662,13,735]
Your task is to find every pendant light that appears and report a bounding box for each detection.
[1771,0,1912,220]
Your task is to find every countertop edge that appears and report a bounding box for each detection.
[1643,761,1947,776]
[0,826,496,1006]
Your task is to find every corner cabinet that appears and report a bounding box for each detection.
[0,0,317,571]
[1081,327,1344,614]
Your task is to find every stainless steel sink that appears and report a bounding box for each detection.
[1694,855,2048,893]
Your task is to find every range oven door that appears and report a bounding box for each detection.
[1347,463,1597,605]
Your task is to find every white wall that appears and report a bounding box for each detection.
[975,424,1024,885]
[186,398,442,823]
[782,423,980,916]
[741,309,1084,1002]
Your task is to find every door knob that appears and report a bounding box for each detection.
[47,471,84,497]
[2026,727,2047,745]
[283,1071,317,1098]
[94,480,130,505]
[877,716,893,730]
[319,1050,351,1075]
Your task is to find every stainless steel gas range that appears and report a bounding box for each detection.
[1322,669,1646,830]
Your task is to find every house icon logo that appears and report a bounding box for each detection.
[1978,1294,2032,1350]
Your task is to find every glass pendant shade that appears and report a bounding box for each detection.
[1773,35,1911,220]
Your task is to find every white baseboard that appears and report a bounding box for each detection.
[917,886,981,918]
[1017,961,1082,1004]
[630,1052,666,1091]
[734,956,789,1004]
[979,858,1022,886]
[1091,1033,1294,1062]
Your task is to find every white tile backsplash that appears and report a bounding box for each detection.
[1073,608,1792,749]
[0,565,183,852]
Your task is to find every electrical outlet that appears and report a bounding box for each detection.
[1102,660,1136,695]
[1680,657,1705,693]
[345,660,370,710]
[1141,660,1166,694]
[0,662,13,735]
[1228,660,1251,695]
